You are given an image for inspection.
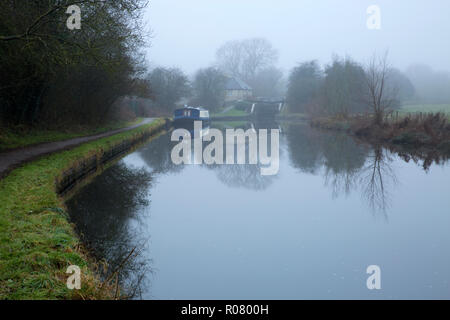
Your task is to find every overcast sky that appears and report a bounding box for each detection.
[143,0,450,75]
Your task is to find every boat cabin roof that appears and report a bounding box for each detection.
[175,106,207,112]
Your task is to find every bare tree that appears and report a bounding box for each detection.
[215,40,243,79]
[251,67,284,98]
[365,52,398,125]
[216,38,278,84]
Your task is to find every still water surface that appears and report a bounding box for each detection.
[66,121,450,299]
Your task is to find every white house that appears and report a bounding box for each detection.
[224,77,252,102]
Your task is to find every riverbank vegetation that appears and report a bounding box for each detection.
[286,53,450,151]
[311,113,450,153]
[0,119,166,299]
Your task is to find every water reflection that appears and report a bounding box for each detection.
[147,119,282,190]
[67,163,153,298]
[284,123,398,213]
[359,147,398,214]
[208,163,276,190]
[66,120,450,299]
[138,133,184,175]
[205,120,280,190]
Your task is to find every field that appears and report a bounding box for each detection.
[400,104,450,116]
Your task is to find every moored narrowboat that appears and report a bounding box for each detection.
[174,106,210,125]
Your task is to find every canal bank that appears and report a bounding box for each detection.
[0,118,171,299]
[310,114,450,158]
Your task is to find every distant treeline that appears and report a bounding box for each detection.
[0,0,150,128]
[286,56,413,117]
[145,40,450,119]
[286,56,450,117]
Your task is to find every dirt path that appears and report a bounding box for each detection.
[0,118,155,179]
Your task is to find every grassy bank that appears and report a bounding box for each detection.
[0,118,167,299]
[219,109,248,117]
[0,118,144,152]
[211,120,248,128]
[211,108,249,119]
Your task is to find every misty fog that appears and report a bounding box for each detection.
[145,0,450,74]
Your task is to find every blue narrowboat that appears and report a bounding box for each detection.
[173,106,210,125]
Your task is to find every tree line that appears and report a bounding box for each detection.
[146,41,436,123]
[149,46,449,122]
[0,0,150,128]
[286,53,416,124]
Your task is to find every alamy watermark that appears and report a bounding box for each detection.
[170,121,280,176]
[65,262,382,291]
[65,5,380,32]
[65,5,380,31]
[66,265,81,290]
[367,5,381,30]
[366,265,381,290]
[66,5,81,30]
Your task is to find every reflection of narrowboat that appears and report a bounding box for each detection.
[174,106,210,124]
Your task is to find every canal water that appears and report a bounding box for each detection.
[66,121,450,299]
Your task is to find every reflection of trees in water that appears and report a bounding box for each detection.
[392,147,450,171]
[141,123,401,210]
[359,147,397,215]
[285,122,368,177]
[66,162,153,298]
[205,121,280,190]
[208,163,276,190]
[322,133,368,198]
[138,133,184,175]
[142,123,280,191]
[285,122,397,214]
[284,123,324,173]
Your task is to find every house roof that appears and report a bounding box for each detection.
[225,77,252,91]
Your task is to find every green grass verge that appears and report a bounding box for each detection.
[211,108,248,117]
[222,109,248,117]
[0,118,166,300]
[211,121,248,128]
[0,118,144,152]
